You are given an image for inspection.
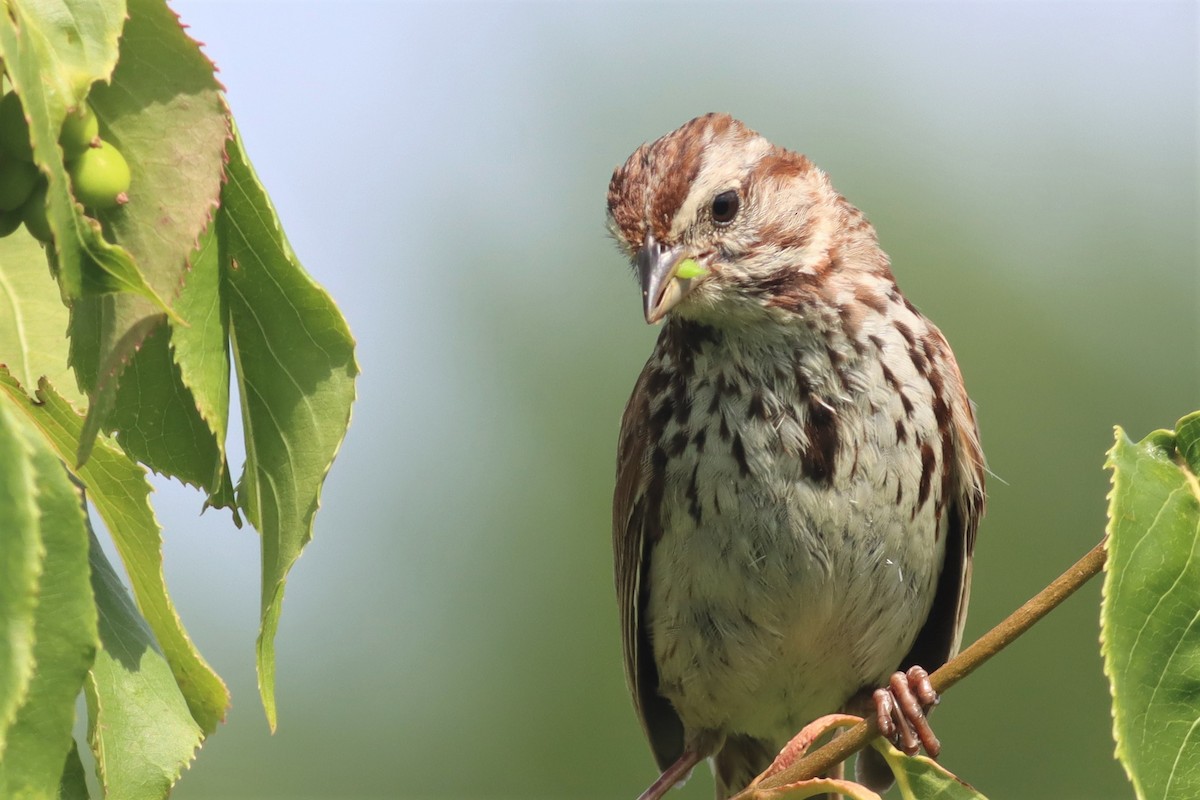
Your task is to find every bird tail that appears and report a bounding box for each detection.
[712,735,774,799]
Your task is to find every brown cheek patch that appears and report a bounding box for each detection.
[760,267,821,312]
[760,257,831,311]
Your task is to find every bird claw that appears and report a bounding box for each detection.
[872,665,941,758]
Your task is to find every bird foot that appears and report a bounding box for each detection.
[872,665,940,757]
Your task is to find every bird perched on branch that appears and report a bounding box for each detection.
[608,114,985,799]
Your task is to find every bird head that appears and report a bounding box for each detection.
[607,113,888,327]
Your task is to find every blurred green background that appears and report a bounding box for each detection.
[145,2,1197,798]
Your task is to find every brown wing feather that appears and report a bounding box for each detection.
[902,365,986,671]
[613,364,685,769]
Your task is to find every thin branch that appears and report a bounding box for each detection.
[749,538,1109,793]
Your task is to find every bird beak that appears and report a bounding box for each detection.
[637,235,705,324]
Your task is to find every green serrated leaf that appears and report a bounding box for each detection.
[1103,418,1200,800]
[0,400,41,757]
[0,0,170,309]
[71,302,160,465]
[84,527,202,800]
[173,226,229,446]
[0,230,84,409]
[62,0,227,464]
[87,0,228,295]
[221,124,358,728]
[871,740,989,800]
[0,428,97,800]
[107,320,236,510]
[95,219,240,519]
[56,743,89,800]
[1176,412,1200,476]
[3,0,125,94]
[172,221,239,517]
[57,740,90,800]
[0,368,229,734]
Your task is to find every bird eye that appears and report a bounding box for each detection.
[711,190,739,224]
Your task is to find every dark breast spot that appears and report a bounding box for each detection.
[645,367,670,396]
[649,399,674,439]
[715,371,742,399]
[928,369,951,430]
[748,390,767,421]
[894,320,917,348]
[880,363,901,390]
[801,399,839,485]
[794,366,813,399]
[922,335,938,363]
[916,441,936,510]
[694,608,721,645]
[854,283,889,314]
[686,464,702,523]
[732,433,751,478]
[909,346,930,376]
[672,391,692,426]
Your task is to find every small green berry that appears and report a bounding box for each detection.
[68,139,130,209]
[674,258,708,280]
[60,104,99,158]
[0,207,21,238]
[20,180,51,243]
[0,91,33,162]
[0,158,37,210]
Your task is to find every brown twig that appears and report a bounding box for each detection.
[750,538,1109,793]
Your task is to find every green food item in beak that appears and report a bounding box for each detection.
[638,237,709,323]
[674,258,708,280]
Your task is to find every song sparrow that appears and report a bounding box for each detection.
[608,114,985,799]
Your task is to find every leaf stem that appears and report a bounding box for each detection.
[751,538,1109,792]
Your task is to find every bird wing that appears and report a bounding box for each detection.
[613,364,685,770]
[902,356,987,671]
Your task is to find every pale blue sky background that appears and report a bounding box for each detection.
[141,3,1198,798]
